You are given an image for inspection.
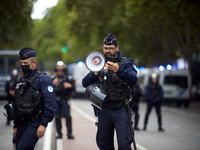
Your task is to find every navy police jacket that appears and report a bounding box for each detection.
[53,75,75,101]
[82,52,138,105]
[14,68,57,128]
[146,82,163,102]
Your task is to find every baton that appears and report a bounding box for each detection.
[126,101,137,150]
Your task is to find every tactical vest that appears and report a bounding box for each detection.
[14,72,43,121]
[100,57,130,101]
[148,83,161,100]
[54,75,73,100]
[54,75,68,94]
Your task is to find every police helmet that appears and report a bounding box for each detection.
[54,61,66,71]
[151,72,157,79]
[12,69,18,76]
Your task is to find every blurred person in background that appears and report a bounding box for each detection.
[143,73,164,132]
[5,69,18,125]
[131,81,142,130]
[53,61,75,139]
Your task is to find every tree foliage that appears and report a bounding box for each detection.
[31,0,200,69]
[0,0,36,49]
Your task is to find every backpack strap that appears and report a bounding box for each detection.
[27,72,45,90]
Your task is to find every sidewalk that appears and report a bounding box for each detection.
[59,104,141,150]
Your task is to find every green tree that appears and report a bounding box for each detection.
[31,0,200,70]
[31,0,77,71]
[0,0,36,49]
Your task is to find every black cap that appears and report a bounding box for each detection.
[103,33,118,46]
[19,47,36,60]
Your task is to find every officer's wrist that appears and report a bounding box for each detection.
[40,122,48,127]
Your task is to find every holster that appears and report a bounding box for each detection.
[4,102,16,121]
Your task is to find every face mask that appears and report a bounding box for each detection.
[21,65,31,74]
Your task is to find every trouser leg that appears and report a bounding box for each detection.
[155,102,162,127]
[55,117,62,138]
[6,116,10,125]
[134,105,139,129]
[96,109,115,150]
[134,113,140,129]
[114,107,132,150]
[155,102,164,131]
[144,102,153,129]
[16,121,40,150]
[66,115,74,139]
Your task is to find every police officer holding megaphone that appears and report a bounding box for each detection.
[83,33,138,150]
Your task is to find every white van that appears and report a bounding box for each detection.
[138,68,192,107]
[68,63,89,96]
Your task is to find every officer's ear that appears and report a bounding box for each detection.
[115,45,119,51]
[30,57,37,67]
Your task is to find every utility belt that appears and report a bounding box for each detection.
[104,101,126,110]
[104,98,132,110]
[16,113,42,124]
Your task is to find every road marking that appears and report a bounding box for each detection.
[43,121,52,150]
[72,101,96,123]
[57,139,63,150]
[72,102,149,150]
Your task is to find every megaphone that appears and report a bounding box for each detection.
[85,51,106,72]
[85,83,106,109]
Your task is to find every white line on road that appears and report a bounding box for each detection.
[72,102,149,150]
[72,101,96,123]
[43,121,52,150]
[57,139,63,150]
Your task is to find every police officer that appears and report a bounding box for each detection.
[143,73,164,132]
[53,61,75,139]
[82,33,138,150]
[131,81,142,130]
[12,47,57,150]
[5,69,18,125]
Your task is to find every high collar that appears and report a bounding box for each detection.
[23,68,38,79]
[115,51,122,62]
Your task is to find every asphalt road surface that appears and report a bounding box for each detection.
[71,98,200,150]
[0,98,200,150]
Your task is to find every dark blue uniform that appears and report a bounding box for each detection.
[144,80,163,130]
[82,52,137,150]
[5,77,17,125]
[14,68,57,150]
[131,83,142,130]
[53,75,75,139]
[54,75,74,116]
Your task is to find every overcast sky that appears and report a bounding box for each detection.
[31,0,59,19]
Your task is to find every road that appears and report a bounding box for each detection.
[70,98,200,150]
[0,98,200,150]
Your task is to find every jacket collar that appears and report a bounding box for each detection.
[23,68,38,79]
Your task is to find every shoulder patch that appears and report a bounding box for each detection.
[47,85,54,93]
